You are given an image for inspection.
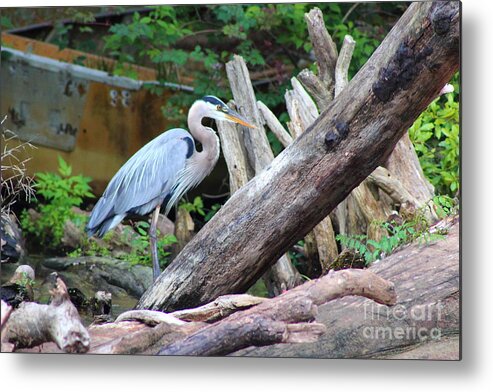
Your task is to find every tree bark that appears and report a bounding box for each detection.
[220,56,303,296]
[285,77,339,273]
[137,1,459,312]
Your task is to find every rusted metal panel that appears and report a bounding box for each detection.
[1,33,193,195]
[2,48,88,151]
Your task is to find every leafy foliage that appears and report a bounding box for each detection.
[433,194,459,219]
[179,196,205,216]
[179,196,222,225]
[101,4,396,129]
[409,74,460,196]
[124,221,177,268]
[20,156,94,247]
[335,199,453,266]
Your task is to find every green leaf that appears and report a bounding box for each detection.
[57,156,72,177]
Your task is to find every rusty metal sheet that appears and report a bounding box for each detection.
[0,33,194,195]
[2,48,88,151]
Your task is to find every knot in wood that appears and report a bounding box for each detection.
[324,121,350,151]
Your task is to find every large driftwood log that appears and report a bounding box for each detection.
[158,269,395,356]
[1,276,90,353]
[137,2,459,312]
[235,217,459,359]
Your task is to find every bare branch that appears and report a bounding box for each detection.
[335,35,356,97]
[297,68,332,110]
[257,101,293,148]
[305,7,339,93]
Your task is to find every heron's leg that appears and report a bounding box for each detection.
[149,205,161,281]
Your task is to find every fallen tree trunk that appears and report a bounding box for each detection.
[137,1,459,311]
[235,216,459,359]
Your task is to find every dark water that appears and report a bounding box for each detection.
[1,256,137,326]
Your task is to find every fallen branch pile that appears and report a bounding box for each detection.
[3,268,395,355]
[1,275,90,353]
[2,217,458,358]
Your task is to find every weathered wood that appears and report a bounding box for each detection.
[385,132,435,204]
[262,258,302,297]
[174,207,195,252]
[137,2,459,311]
[225,55,274,172]
[367,166,437,224]
[223,55,302,295]
[88,320,204,355]
[285,78,339,272]
[236,217,459,359]
[305,7,339,94]
[257,100,293,148]
[158,316,326,357]
[335,35,356,97]
[1,276,90,353]
[158,268,396,356]
[290,77,319,123]
[171,294,266,322]
[297,68,332,110]
[115,310,186,326]
[216,105,253,193]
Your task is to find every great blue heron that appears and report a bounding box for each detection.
[86,96,255,281]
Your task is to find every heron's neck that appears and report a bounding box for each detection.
[188,106,220,165]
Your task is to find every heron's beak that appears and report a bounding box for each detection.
[225,110,256,129]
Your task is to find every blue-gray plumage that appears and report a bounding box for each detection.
[86,96,255,281]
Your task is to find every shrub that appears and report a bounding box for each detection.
[20,156,94,247]
[409,74,460,196]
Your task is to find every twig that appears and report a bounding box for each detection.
[333,3,360,37]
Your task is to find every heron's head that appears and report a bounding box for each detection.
[198,95,256,129]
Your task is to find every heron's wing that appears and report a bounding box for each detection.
[86,129,194,235]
